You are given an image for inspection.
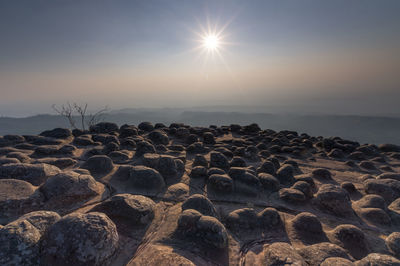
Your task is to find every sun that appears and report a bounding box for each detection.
[203,34,219,51]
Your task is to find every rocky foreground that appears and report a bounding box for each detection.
[1,122,400,265]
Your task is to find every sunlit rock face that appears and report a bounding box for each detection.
[0,121,399,264]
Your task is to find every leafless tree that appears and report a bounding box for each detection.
[52,102,109,130]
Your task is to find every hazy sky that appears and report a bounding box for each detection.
[1,0,400,117]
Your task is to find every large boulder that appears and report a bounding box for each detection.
[0,163,61,185]
[90,194,155,226]
[40,171,104,210]
[40,128,72,139]
[330,224,368,259]
[81,155,114,176]
[355,253,400,266]
[41,212,119,266]
[364,179,400,203]
[386,232,400,258]
[0,219,42,265]
[176,209,228,249]
[181,194,218,217]
[314,184,353,216]
[89,122,119,134]
[119,165,166,194]
[298,242,352,266]
[209,151,230,171]
[0,179,44,223]
[261,242,306,266]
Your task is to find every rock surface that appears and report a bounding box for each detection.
[0,122,399,264]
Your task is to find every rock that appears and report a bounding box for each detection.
[182,194,217,217]
[291,181,313,198]
[127,244,195,266]
[36,157,77,169]
[40,171,104,210]
[177,209,228,248]
[0,219,41,265]
[257,161,276,175]
[258,173,280,192]
[119,125,138,138]
[261,242,306,266]
[0,157,20,165]
[226,208,258,231]
[328,148,345,159]
[364,178,400,203]
[16,210,61,234]
[377,173,400,182]
[192,155,208,167]
[355,253,400,266]
[291,212,324,243]
[229,167,261,195]
[321,257,355,266]
[279,188,306,203]
[207,174,233,194]
[341,182,357,193]
[331,224,368,259]
[89,122,119,134]
[82,155,114,176]
[138,121,154,132]
[164,183,189,201]
[355,194,386,209]
[0,179,43,223]
[379,144,400,153]
[230,156,246,167]
[90,194,155,226]
[257,207,282,228]
[298,242,352,266]
[108,150,130,163]
[41,212,119,266]
[6,152,30,163]
[386,232,400,258]
[276,164,295,186]
[147,130,169,145]
[314,184,352,216]
[389,198,400,213]
[190,166,208,179]
[312,168,333,180]
[359,160,377,170]
[209,151,230,171]
[135,140,156,156]
[359,207,391,226]
[156,155,178,178]
[207,167,226,176]
[40,128,72,139]
[0,163,61,186]
[128,165,166,193]
[203,132,216,145]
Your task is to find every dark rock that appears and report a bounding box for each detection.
[331,224,368,259]
[128,165,166,193]
[359,207,391,226]
[298,242,352,266]
[230,156,246,167]
[314,184,352,216]
[177,209,228,248]
[279,188,306,203]
[386,232,400,258]
[258,173,280,192]
[82,155,114,176]
[364,178,400,203]
[148,130,169,145]
[40,128,72,139]
[190,166,208,179]
[181,194,217,217]
[261,242,306,266]
[355,253,400,266]
[207,174,233,194]
[135,140,156,156]
[379,144,400,153]
[203,132,216,145]
[257,207,282,228]
[355,194,386,209]
[291,181,313,198]
[226,208,258,230]
[41,212,118,266]
[312,168,333,180]
[209,151,230,171]
[341,182,357,193]
[89,122,119,134]
[257,161,276,175]
[0,163,61,186]
[138,121,154,132]
[321,257,355,266]
[90,194,155,226]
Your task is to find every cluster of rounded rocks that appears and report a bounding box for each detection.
[0,121,400,265]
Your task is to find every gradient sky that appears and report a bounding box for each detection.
[1,0,400,116]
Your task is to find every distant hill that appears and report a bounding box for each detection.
[1,110,400,145]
